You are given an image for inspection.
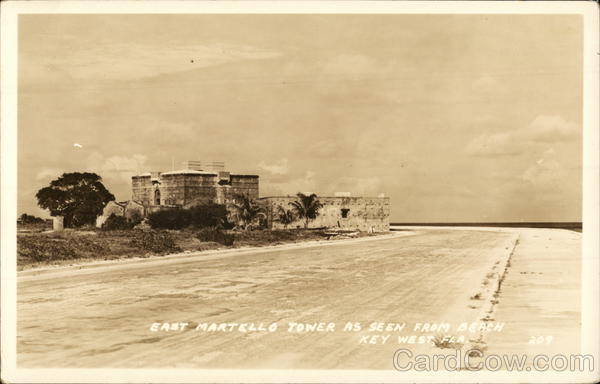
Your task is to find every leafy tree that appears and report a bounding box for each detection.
[36,172,115,227]
[19,213,45,224]
[289,193,323,229]
[276,206,296,229]
[231,193,265,230]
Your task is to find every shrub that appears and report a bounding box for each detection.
[147,209,190,230]
[101,214,133,230]
[128,230,181,254]
[127,211,144,227]
[196,227,235,246]
[187,204,230,229]
[148,204,230,230]
[19,213,45,224]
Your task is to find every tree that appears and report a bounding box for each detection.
[36,172,115,227]
[289,193,323,229]
[276,206,296,229]
[231,193,265,230]
[18,213,45,224]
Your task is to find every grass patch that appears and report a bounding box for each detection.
[18,228,370,269]
[17,234,108,263]
[231,229,330,247]
[18,229,180,268]
[128,230,181,255]
[17,222,52,233]
[196,227,235,246]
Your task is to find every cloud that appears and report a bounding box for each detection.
[85,152,148,183]
[258,158,289,175]
[307,140,341,157]
[35,167,64,181]
[471,74,507,95]
[320,54,381,76]
[521,158,563,186]
[278,53,388,83]
[331,176,383,196]
[467,115,579,157]
[261,170,318,196]
[292,171,318,194]
[101,154,148,173]
[519,145,575,190]
[466,132,521,157]
[526,115,579,142]
[24,42,281,81]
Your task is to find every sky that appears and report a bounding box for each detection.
[18,14,583,222]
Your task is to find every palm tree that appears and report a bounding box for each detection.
[231,193,265,230]
[276,206,296,229]
[289,193,323,229]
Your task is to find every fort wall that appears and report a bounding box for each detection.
[131,170,259,209]
[102,161,390,232]
[131,175,153,205]
[259,196,390,232]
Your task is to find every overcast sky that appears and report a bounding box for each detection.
[18,14,582,222]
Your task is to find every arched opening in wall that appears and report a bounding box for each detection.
[154,189,161,205]
[341,208,350,218]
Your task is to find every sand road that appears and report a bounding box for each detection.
[16,228,580,369]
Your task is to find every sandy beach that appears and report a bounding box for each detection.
[16,227,581,369]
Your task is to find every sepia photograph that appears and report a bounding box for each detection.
[1,1,598,383]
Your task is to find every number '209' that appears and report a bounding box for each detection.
[528,335,553,344]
